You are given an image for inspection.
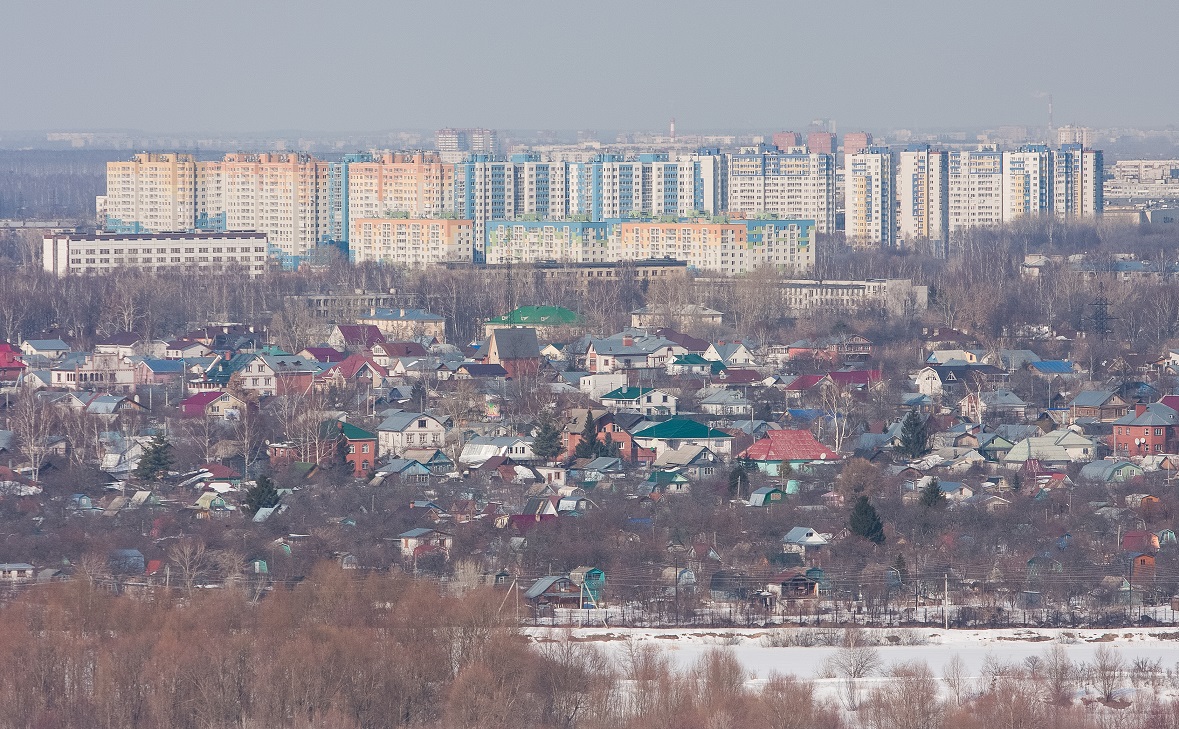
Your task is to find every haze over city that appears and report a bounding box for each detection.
[4,0,1178,133]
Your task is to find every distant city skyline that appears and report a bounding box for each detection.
[3,0,1177,133]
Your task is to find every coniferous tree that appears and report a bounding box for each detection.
[134,433,174,481]
[919,477,946,508]
[892,554,909,584]
[849,496,885,544]
[531,416,563,462]
[243,475,280,515]
[898,409,928,460]
[574,413,598,459]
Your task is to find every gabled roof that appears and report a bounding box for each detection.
[333,324,386,347]
[1030,360,1075,374]
[486,305,580,327]
[377,341,430,357]
[741,429,839,462]
[488,328,541,360]
[601,387,655,401]
[1070,390,1122,408]
[322,353,388,381]
[301,346,348,363]
[653,328,710,353]
[378,411,440,433]
[338,421,376,441]
[179,391,223,409]
[458,363,509,377]
[632,418,733,441]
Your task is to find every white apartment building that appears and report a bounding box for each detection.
[484,221,611,265]
[725,145,835,233]
[844,148,894,248]
[42,232,270,277]
[221,153,330,259]
[349,218,474,266]
[1054,146,1103,219]
[896,147,948,252]
[104,153,197,233]
[1001,146,1053,223]
[948,147,1004,234]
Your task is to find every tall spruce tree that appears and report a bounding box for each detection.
[849,496,885,544]
[134,433,174,481]
[243,475,280,515]
[573,412,599,459]
[898,409,928,460]
[919,477,947,508]
[531,416,563,462]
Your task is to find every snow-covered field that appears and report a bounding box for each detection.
[525,626,1179,682]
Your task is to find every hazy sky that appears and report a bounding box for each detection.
[4,0,1177,133]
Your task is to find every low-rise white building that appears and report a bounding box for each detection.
[43,231,270,277]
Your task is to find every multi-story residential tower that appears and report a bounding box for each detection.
[104,153,198,233]
[1002,145,1053,223]
[1054,144,1103,219]
[948,147,1004,234]
[221,153,330,259]
[896,146,949,254]
[844,147,894,249]
[726,145,835,233]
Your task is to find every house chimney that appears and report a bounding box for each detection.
[1136,404,1148,417]
[622,336,633,347]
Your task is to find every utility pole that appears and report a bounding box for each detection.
[944,573,949,630]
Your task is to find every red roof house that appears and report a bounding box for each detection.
[739,429,840,475]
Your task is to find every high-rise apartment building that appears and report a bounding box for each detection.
[807,132,836,155]
[896,147,949,253]
[484,220,612,264]
[435,128,499,163]
[1056,125,1095,149]
[844,148,894,249]
[1002,146,1053,223]
[104,153,198,233]
[726,145,835,233]
[948,147,1004,233]
[772,131,802,150]
[1054,144,1103,219]
[221,153,330,259]
[842,132,873,157]
[346,152,454,223]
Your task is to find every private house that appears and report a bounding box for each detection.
[454,363,509,380]
[483,328,542,380]
[328,324,387,351]
[958,389,1028,422]
[585,333,687,373]
[376,411,446,457]
[599,387,678,417]
[703,341,756,367]
[782,527,829,557]
[20,338,71,361]
[782,335,873,365]
[401,448,455,475]
[562,409,654,464]
[164,338,213,359]
[523,575,584,609]
[356,308,446,343]
[339,422,377,477]
[459,436,535,467]
[568,566,606,605]
[396,528,453,560]
[1068,390,1129,423]
[315,353,388,391]
[298,346,348,364]
[94,333,142,358]
[370,459,432,486]
[51,351,137,392]
[1122,530,1161,553]
[1111,403,1179,457]
[0,563,36,582]
[770,571,820,599]
[178,390,248,419]
[630,418,734,460]
[739,429,840,476]
[0,343,26,383]
[133,358,187,387]
[699,389,753,417]
[650,445,719,479]
[914,364,1008,398]
[1002,430,1096,469]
